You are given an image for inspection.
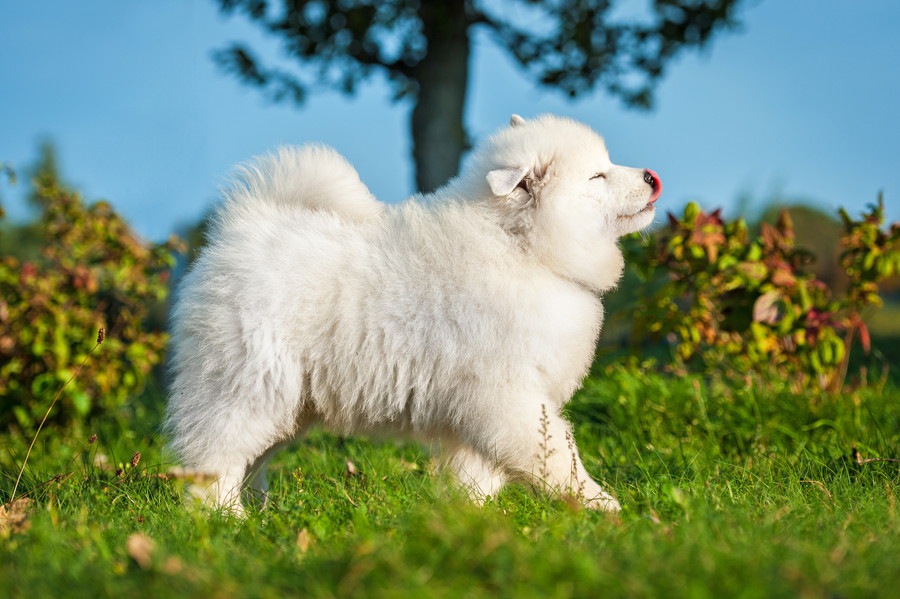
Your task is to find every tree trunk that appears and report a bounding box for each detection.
[411,1,471,194]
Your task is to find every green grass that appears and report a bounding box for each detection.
[2,366,899,598]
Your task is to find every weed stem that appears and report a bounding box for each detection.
[10,328,105,503]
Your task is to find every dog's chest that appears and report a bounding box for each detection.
[521,283,602,398]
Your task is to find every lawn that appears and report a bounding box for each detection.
[2,358,899,598]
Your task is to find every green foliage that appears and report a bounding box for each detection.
[628,198,899,390]
[758,203,846,293]
[0,176,181,433]
[839,195,900,309]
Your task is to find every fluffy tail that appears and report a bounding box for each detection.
[219,145,384,224]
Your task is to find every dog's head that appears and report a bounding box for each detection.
[463,114,662,292]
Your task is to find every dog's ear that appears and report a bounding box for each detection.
[486,165,538,237]
[487,162,549,237]
[509,114,526,127]
[486,166,529,197]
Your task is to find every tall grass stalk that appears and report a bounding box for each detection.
[9,328,105,502]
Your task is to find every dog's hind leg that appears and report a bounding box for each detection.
[169,398,306,516]
[244,440,290,508]
[188,462,247,516]
[185,437,290,516]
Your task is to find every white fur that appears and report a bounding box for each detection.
[166,114,659,513]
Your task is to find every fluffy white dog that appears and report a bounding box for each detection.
[166,114,661,513]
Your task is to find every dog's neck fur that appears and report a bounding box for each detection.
[433,176,625,296]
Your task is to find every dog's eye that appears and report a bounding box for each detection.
[590,172,606,180]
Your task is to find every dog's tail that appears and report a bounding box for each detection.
[220,144,384,224]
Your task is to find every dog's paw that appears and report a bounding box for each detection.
[585,493,621,513]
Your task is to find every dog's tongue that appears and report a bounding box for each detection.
[646,169,662,204]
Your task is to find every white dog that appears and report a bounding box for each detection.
[166,114,661,513]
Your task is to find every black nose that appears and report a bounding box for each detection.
[644,171,655,186]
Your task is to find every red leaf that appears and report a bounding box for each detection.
[761,222,778,248]
[771,268,796,288]
[859,322,871,353]
[667,212,679,228]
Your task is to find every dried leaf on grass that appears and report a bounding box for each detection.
[851,446,900,464]
[126,533,155,570]
[125,533,190,577]
[0,498,33,537]
[296,528,311,553]
[162,556,184,575]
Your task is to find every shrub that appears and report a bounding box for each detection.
[0,176,182,433]
[628,197,899,391]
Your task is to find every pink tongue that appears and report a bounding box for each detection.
[647,168,662,204]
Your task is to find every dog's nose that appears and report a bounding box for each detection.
[644,169,662,204]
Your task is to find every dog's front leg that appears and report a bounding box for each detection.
[473,401,621,512]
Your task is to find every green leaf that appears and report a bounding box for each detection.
[71,390,91,415]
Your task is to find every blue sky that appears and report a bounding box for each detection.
[1,0,898,241]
